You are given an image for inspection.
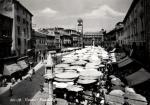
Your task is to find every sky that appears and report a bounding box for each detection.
[18,0,133,32]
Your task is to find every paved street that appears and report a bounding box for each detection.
[0,64,46,105]
[0,53,70,105]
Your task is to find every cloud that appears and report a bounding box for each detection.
[83,5,125,19]
[33,7,58,20]
[54,5,125,20]
[41,7,57,14]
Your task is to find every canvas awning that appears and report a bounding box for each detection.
[3,63,22,76]
[105,94,124,105]
[125,68,150,86]
[17,60,28,69]
[118,56,133,68]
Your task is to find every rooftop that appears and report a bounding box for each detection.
[84,31,104,36]
[123,0,140,23]
[14,0,33,16]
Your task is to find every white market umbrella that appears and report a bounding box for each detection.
[71,61,87,66]
[63,59,75,64]
[111,78,122,86]
[80,70,103,77]
[66,85,83,92]
[55,72,79,79]
[54,78,75,82]
[77,79,97,84]
[79,76,99,80]
[124,93,147,105]
[64,69,77,73]
[99,64,105,68]
[125,87,135,93]
[54,67,64,74]
[65,66,85,72]
[53,82,68,88]
[109,90,125,96]
[85,65,99,69]
[55,64,70,68]
[53,82,74,89]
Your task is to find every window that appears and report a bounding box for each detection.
[24,39,26,47]
[27,28,29,38]
[23,19,26,24]
[17,26,20,35]
[17,16,20,22]
[40,39,42,44]
[18,38,21,46]
[22,9,25,14]
[16,5,19,11]
[23,28,26,36]
[26,21,28,26]
[141,0,144,7]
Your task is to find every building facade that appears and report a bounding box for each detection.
[115,22,124,46]
[36,27,82,52]
[13,0,33,57]
[47,28,61,51]
[83,30,104,46]
[65,29,81,47]
[54,28,72,48]
[0,14,13,58]
[0,0,33,57]
[118,0,150,64]
[104,29,117,50]
[46,34,55,51]
[31,30,47,62]
[54,31,61,51]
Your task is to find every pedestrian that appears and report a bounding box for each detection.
[19,72,22,80]
[3,78,7,86]
[92,92,96,104]
[100,97,105,105]
[64,93,67,99]
[41,53,44,63]
[123,98,130,105]
[40,84,44,92]
[11,78,15,84]
[29,73,32,81]
[32,68,35,75]
[9,86,13,96]
[53,95,57,105]
[75,98,79,105]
